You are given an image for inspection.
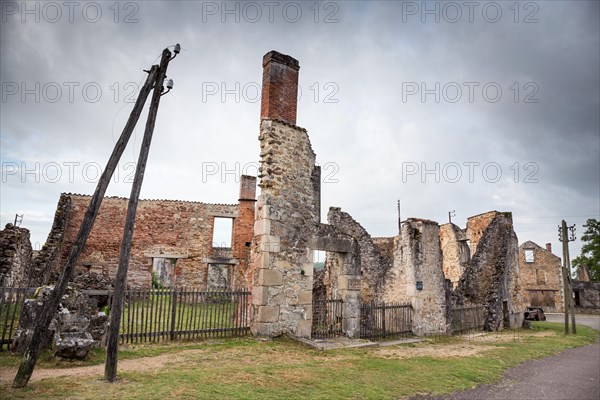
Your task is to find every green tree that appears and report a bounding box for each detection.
[572,218,600,281]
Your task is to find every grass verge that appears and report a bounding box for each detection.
[0,322,597,400]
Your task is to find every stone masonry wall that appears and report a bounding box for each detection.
[466,211,498,257]
[382,219,447,335]
[573,281,600,312]
[453,212,523,331]
[439,223,470,288]
[327,208,392,302]
[251,118,318,338]
[29,194,72,286]
[518,241,564,312]
[0,224,32,287]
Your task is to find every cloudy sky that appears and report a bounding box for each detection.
[1,1,598,259]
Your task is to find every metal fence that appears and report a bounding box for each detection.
[360,301,413,340]
[0,286,252,350]
[0,287,36,350]
[311,297,343,339]
[449,305,485,334]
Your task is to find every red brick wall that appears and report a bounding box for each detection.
[57,179,256,288]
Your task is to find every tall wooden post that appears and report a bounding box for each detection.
[561,220,570,334]
[104,48,172,382]
[566,240,577,334]
[12,66,159,388]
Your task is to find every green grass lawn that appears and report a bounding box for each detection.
[0,322,597,400]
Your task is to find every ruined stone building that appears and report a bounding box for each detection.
[518,241,564,312]
[2,50,529,339]
[0,224,32,287]
[248,51,524,338]
[1,176,256,290]
[573,266,600,312]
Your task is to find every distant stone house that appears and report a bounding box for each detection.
[518,241,564,312]
[573,266,600,312]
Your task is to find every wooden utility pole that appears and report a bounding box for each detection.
[104,48,173,382]
[12,66,159,388]
[448,210,455,224]
[559,220,577,335]
[566,232,577,334]
[397,200,401,234]
[561,220,570,334]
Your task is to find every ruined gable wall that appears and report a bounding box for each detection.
[453,212,523,330]
[0,224,32,287]
[518,241,563,312]
[59,195,241,288]
[439,223,470,288]
[383,219,447,335]
[29,194,72,286]
[373,237,395,263]
[466,211,498,257]
[251,119,318,337]
[326,208,392,302]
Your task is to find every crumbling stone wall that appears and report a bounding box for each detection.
[382,219,447,334]
[518,241,564,312]
[12,285,106,358]
[439,223,470,289]
[52,177,255,288]
[250,118,318,338]
[327,207,392,302]
[0,224,32,287]
[26,194,72,286]
[573,281,600,312]
[466,211,498,257]
[453,212,523,331]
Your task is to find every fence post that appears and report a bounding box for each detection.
[170,288,178,341]
[381,303,386,339]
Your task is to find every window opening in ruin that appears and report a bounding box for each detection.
[213,217,233,248]
[524,249,534,263]
[208,264,232,290]
[574,290,581,306]
[314,250,326,271]
[82,262,104,275]
[152,257,177,287]
[535,269,546,285]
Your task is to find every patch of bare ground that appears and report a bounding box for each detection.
[374,343,498,359]
[461,330,556,343]
[0,349,208,385]
[374,331,558,360]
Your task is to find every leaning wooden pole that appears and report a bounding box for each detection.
[12,66,159,389]
[104,48,172,382]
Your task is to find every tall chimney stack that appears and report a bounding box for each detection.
[546,243,552,252]
[260,51,300,125]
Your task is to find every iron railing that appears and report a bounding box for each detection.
[360,301,413,340]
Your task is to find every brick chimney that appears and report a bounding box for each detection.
[239,175,257,201]
[260,50,300,125]
[545,243,552,252]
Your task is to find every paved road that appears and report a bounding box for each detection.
[545,313,600,331]
[412,314,600,400]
